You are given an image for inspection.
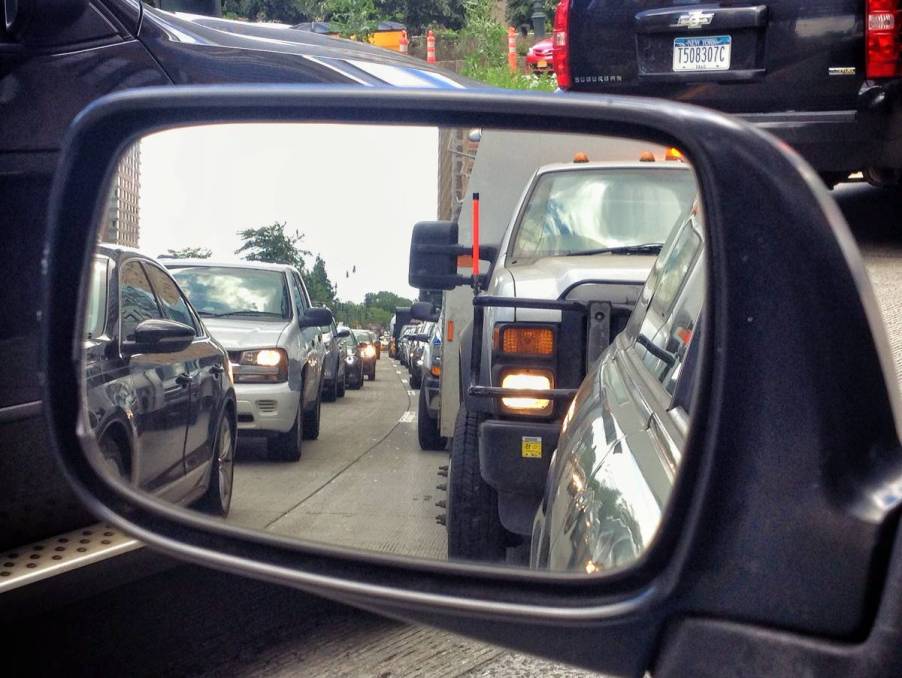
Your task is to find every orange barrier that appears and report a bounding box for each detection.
[426,29,436,63]
[508,27,517,72]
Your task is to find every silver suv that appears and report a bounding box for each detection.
[167,261,333,462]
[409,159,697,561]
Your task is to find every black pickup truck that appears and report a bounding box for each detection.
[552,0,902,186]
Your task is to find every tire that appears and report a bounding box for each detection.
[268,400,302,461]
[446,406,507,562]
[98,430,129,480]
[417,386,446,451]
[409,371,421,390]
[302,378,323,440]
[336,371,346,398]
[323,373,337,402]
[197,411,235,516]
[369,364,377,381]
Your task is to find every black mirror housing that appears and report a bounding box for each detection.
[408,220,463,291]
[300,306,334,328]
[335,328,351,339]
[410,301,440,322]
[122,318,195,356]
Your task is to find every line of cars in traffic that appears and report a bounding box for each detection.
[84,247,382,518]
[406,152,702,573]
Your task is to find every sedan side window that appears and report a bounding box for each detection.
[119,261,163,341]
[144,263,198,332]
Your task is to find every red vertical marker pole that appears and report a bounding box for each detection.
[427,30,436,63]
[472,192,480,286]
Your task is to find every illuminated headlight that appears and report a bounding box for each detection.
[500,369,553,415]
[345,355,356,364]
[362,345,376,358]
[235,348,288,383]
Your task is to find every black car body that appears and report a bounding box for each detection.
[531,209,704,572]
[553,0,902,180]
[321,319,350,401]
[417,317,446,451]
[84,245,237,515]
[341,334,365,389]
[354,330,378,380]
[407,321,435,388]
[0,0,468,549]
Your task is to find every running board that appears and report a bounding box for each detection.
[0,523,140,593]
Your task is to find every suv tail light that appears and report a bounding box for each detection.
[867,0,901,78]
[552,1,571,89]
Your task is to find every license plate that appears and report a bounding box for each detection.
[673,35,731,72]
[537,59,548,69]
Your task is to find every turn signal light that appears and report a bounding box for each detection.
[867,0,900,78]
[665,147,685,162]
[501,326,554,355]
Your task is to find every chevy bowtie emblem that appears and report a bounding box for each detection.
[676,10,714,29]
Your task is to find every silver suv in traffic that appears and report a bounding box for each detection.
[167,261,333,461]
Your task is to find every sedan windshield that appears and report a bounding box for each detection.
[510,168,697,261]
[170,266,291,320]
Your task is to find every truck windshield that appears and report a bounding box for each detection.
[510,168,697,261]
[169,266,291,320]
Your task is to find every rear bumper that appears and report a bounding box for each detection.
[479,419,560,536]
[738,108,901,173]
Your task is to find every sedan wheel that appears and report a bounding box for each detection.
[199,413,235,516]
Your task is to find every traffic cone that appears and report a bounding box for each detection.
[399,29,408,55]
[427,29,436,64]
[508,26,518,72]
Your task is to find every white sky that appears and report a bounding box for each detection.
[138,123,438,302]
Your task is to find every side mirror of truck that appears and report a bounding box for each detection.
[408,221,463,290]
[299,307,334,328]
[410,301,440,322]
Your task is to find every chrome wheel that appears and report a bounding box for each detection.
[217,417,235,513]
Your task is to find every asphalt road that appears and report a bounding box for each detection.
[6,182,901,678]
[226,360,447,561]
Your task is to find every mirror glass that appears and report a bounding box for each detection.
[79,123,704,576]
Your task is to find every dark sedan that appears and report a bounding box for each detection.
[83,245,237,516]
[353,330,378,381]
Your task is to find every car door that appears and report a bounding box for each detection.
[143,262,225,486]
[288,271,321,407]
[118,259,191,495]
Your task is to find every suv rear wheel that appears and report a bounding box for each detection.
[417,386,446,451]
[447,406,507,562]
[303,377,322,440]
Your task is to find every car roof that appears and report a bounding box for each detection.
[162,259,297,273]
[535,161,692,176]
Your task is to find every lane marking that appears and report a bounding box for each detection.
[399,411,416,423]
[407,390,417,397]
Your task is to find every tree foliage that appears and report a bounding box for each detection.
[235,221,311,270]
[333,290,413,331]
[160,246,212,259]
[221,0,307,23]
[506,0,556,30]
[303,254,338,306]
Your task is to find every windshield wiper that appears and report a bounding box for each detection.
[564,243,664,257]
[205,310,284,318]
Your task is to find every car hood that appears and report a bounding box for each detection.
[201,319,289,351]
[507,254,656,299]
[143,8,475,88]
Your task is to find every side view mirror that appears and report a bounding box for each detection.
[408,221,499,291]
[121,319,195,356]
[335,328,351,339]
[3,0,89,44]
[299,306,334,328]
[411,300,440,322]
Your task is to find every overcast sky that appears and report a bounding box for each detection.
[138,123,438,302]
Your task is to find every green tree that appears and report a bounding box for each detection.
[325,0,378,38]
[222,0,307,22]
[506,0,556,31]
[159,246,212,259]
[303,254,338,305]
[235,221,310,269]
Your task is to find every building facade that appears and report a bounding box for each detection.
[99,143,141,248]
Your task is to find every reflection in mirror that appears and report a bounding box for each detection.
[80,123,704,576]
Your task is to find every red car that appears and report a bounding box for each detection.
[526,38,554,72]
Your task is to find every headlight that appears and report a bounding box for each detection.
[363,345,376,358]
[235,348,288,383]
[500,369,553,415]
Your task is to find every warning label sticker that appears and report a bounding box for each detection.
[521,436,542,458]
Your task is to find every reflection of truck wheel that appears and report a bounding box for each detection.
[418,386,446,451]
[303,384,322,440]
[268,402,302,461]
[409,371,421,390]
[369,365,377,381]
[447,407,506,562]
[337,373,346,398]
[98,429,129,479]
